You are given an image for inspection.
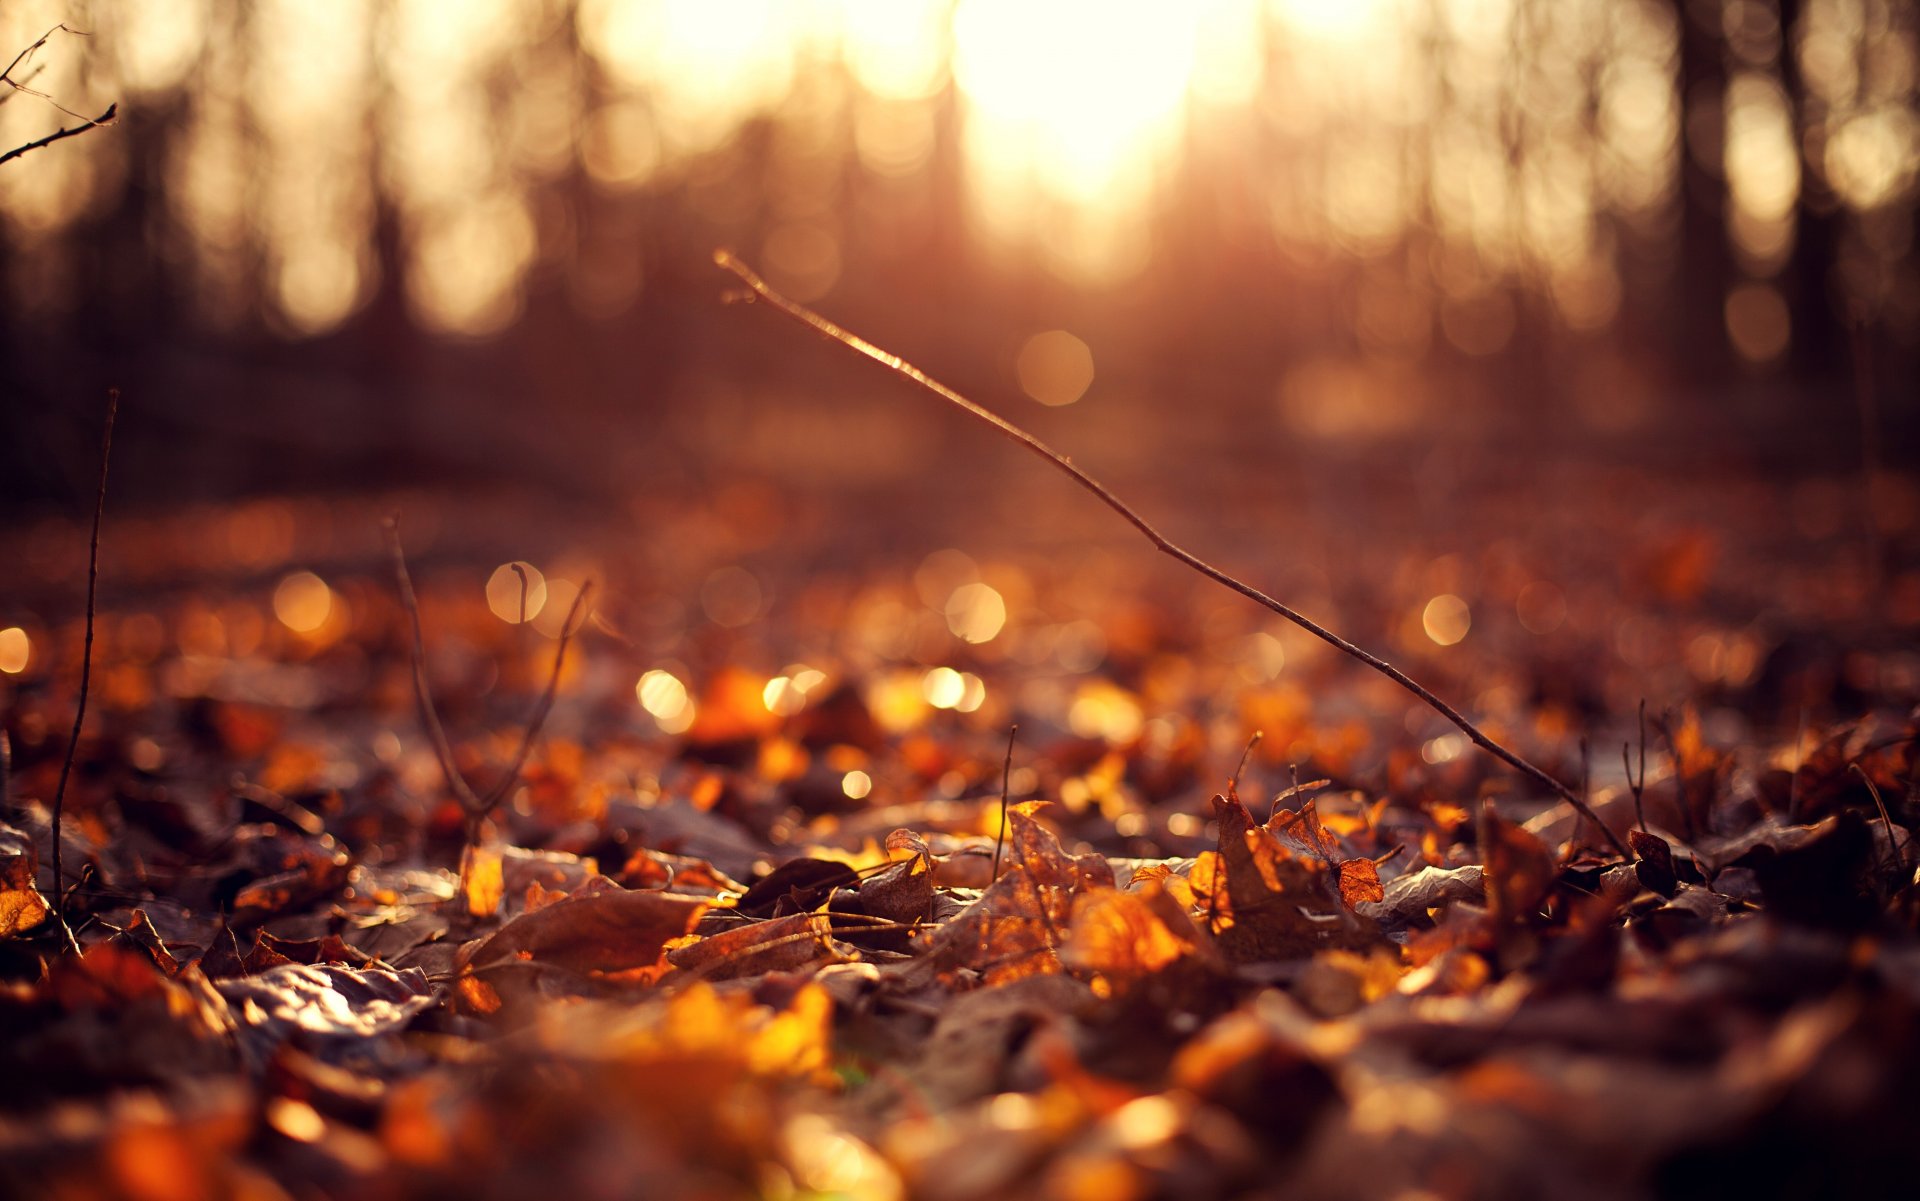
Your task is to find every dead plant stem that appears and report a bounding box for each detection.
[49,389,116,952]
[992,725,1017,884]
[384,520,594,871]
[714,250,1629,858]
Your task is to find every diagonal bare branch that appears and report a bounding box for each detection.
[713,248,1629,858]
[0,101,115,167]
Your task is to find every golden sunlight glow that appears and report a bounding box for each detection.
[952,0,1218,279]
[764,667,826,716]
[252,1,375,336]
[841,769,873,800]
[1422,594,1471,647]
[1068,680,1144,742]
[868,671,931,732]
[7,0,1907,365]
[485,562,549,624]
[0,627,29,675]
[1015,331,1096,407]
[577,0,807,155]
[835,0,948,100]
[273,572,333,634]
[922,666,966,710]
[111,0,212,94]
[954,672,986,713]
[1825,110,1918,209]
[1270,0,1391,44]
[407,193,538,337]
[1724,73,1800,270]
[638,669,696,734]
[945,582,1007,643]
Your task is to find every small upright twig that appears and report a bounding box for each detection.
[2,24,83,90]
[1851,763,1906,876]
[990,724,1018,884]
[1623,699,1649,835]
[385,519,593,877]
[385,518,485,817]
[714,250,1630,858]
[510,563,532,625]
[48,389,116,953]
[475,584,592,816]
[1229,731,1263,794]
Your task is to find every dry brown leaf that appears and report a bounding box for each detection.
[920,808,1113,985]
[216,962,435,1067]
[1063,882,1203,986]
[459,878,709,976]
[1198,791,1379,963]
[666,910,847,981]
[908,972,1098,1107]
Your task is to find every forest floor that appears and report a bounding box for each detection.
[2,438,1917,1201]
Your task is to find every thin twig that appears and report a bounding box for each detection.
[0,23,84,87]
[0,26,116,167]
[1230,730,1263,794]
[49,389,116,953]
[0,102,114,168]
[0,61,46,105]
[386,520,595,888]
[510,563,531,624]
[991,724,1017,884]
[714,250,1629,858]
[384,517,486,816]
[1268,772,1331,824]
[1624,698,1648,835]
[1851,763,1906,876]
[476,583,593,813]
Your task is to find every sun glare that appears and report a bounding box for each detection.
[2,0,1901,355]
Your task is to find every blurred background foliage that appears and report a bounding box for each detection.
[0,0,1914,508]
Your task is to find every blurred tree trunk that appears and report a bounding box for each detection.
[1775,0,1843,379]
[1675,0,1734,384]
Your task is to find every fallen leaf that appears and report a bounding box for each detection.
[1630,829,1679,898]
[1337,857,1384,908]
[459,877,709,975]
[1352,863,1486,928]
[0,822,50,937]
[737,857,860,918]
[1197,790,1377,963]
[666,910,847,982]
[216,962,435,1067]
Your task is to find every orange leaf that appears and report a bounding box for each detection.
[1338,857,1384,907]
